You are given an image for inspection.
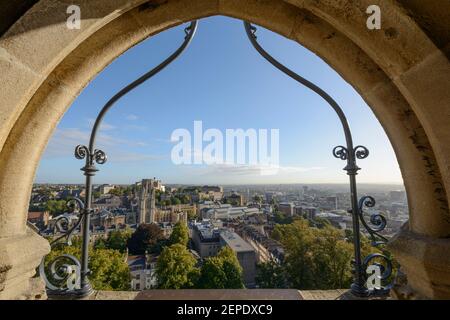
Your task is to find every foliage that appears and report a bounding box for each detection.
[309,216,331,228]
[155,244,199,289]
[44,200,68,216]
[169,222,189,247]
[273,211,293,225]
[161,199,171,206]
[197,247,244,289]
[45,239,130,291]
[253,195,263,204]
[255,260,286,288]
[108,185,133,197]
[127,223,164,255]
[151,238,170,255]
[95,228,132,253]
[272,219,355,289]
[187,210,198,221]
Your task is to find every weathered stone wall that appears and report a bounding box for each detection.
[0,0,449,299]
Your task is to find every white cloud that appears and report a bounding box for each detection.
[179,163,324,177]
[125,114,139,121]
[87,118,116,131]
[110,152,164,162]
[43,127,158,162]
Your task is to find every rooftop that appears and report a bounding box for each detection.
[220,230,254,253]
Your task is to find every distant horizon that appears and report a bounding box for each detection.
[33,181,405,187]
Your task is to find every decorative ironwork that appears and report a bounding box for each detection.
[39,20,198,298]
[362,253,393,296]
[39,198,84,295]
[358,196,388,245]
[244,21,393,297]
[357,195,392,295]
[332,146,349,160]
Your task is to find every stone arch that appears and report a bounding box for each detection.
[0,0,449,299]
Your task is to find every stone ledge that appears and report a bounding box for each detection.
[387,224,450,299]
[92,289,303,300]
[0,228,49,299]
[90,289,386,300]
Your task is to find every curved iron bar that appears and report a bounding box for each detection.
[39,254,82,293]
[43,21,198,298]
[87,20,198,152]
[39,198,84,292]
[48,198,85,246]
[244,21,391,296]
[358,196,388,245]
[362,253,393,295]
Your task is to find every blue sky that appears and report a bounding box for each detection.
[35,16,403,185]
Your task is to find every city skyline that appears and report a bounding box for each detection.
[35,16,403,185]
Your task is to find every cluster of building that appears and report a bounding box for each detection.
[29,180,409,290]
[190,220,257,287]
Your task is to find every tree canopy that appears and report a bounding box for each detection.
[271,219,354,289]
[155,244,199,289]
[45,239,130,291]
[256,260,286,288]
[169,222,189,247]
[127,223,164,255]
[197,247,244,289]
[44,199,68,216]
[95,228,132,253]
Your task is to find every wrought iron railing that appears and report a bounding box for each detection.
[39,21,198,298]
[38,19,392,298]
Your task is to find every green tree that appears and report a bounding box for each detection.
[89,248,131,290]
[45,240,130,291]
[127,223,164,255]
[169,222,189,247]
[180,194,190,204]
[162,199,171,207]
[156,244,199,289]
[256,260,286,288]
[197,247,244,289]
[216,247,244,288]
[272,219,316,289]
[273,219,356,290]
[309,226,353,289]
[96,228,132,253]
[108,187,124,196]
[310,216,331,228]
[273,211,293,225]
[44,199,67,216]
[171,197,181,205]
[253,195,263,204]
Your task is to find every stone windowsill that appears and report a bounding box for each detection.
[88,289,376,300]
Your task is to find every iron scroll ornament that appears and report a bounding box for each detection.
[39,198,85,294]
[244,21,392,296]
[39,21,198,298]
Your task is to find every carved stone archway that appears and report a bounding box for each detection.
[0,0,449,299]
